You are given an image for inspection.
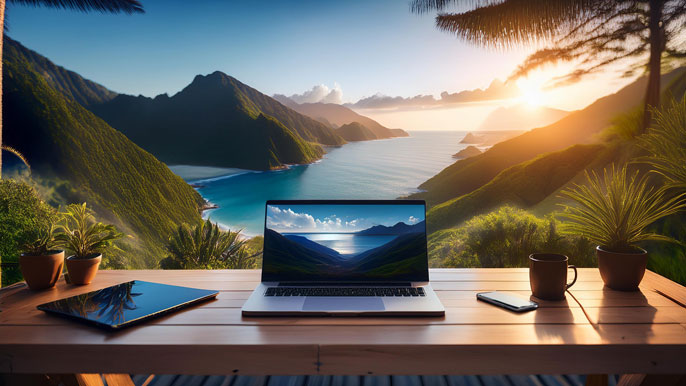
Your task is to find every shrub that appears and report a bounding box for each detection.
[429,206,595,268]
[160,219,251,269]
[0,179,57,286]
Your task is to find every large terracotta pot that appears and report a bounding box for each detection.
[65,253,102,285]
[596,246,648,291]
[19,250,65,290]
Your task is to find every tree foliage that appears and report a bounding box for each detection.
[411,0,686,127]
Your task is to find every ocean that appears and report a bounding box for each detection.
[184,131,468,236]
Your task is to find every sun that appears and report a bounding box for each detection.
[516,77,546,107]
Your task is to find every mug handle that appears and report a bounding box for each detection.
[566,265,578,289]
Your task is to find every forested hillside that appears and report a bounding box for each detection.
[3,44,204,268]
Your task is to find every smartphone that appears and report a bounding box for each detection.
[476,291,538,312]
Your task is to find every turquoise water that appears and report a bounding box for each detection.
[195,131,467,235]
[284,233,398,256]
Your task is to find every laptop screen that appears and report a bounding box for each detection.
[262,200,428,282]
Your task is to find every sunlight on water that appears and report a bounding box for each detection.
[196,131,467,235]
[285,233,398,255]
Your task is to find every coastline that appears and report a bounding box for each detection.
[175,132,425,237]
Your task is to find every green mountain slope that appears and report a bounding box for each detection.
[426,144,609,231]
[5,37,117,106]
[3,45,204,268]
[90,72,332,170]
[272,96,409,138]
[336,122,378,141]
[411,68,686,206]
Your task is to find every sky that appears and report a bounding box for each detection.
[6,0,638,130]
[266,204,425,233]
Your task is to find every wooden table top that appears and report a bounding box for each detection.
[0,268,685,376]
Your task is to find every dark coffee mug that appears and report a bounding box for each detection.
[529,253,577,300]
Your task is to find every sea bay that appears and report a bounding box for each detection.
[180,131,468,236]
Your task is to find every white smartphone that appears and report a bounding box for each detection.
[476,291,538,312]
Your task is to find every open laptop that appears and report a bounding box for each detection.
[242,200,445,316]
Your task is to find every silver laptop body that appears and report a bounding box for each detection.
[242,200,445,316]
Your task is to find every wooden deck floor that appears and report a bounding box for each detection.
[132,374,619,386]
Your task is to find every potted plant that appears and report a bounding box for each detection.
[19,220,64,290]
[55,203,123,285]
[559,165,686,291]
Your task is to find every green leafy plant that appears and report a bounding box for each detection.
[21,219,60,256]
[55,203,123,259]
[558,164,686,253]
[161,219,248,269]
[637,97,686,190]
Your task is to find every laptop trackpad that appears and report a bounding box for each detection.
[302,297,385,311]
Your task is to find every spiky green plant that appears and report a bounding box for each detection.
[558,164,686,253]
[162,219,246,269]
[55,203,123,258]
[637,97,686,191]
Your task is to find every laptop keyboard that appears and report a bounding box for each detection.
[264,287,426,297]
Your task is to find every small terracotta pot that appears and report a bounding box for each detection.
[19,250,65,290]
[596,246,648,291]
[65,254,102,285]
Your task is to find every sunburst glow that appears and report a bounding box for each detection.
[516,77,546,107]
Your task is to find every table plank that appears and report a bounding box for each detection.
[1,324,685,374]
[1,269,685,376]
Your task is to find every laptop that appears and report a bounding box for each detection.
[242,200,445,316]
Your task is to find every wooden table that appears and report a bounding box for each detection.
[1,268,685,379]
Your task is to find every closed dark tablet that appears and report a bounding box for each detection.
[37,280,218,330]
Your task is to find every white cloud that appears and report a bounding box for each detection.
[266,207,317,230]
[285,83,343,104]
[408,216,419,225]
[344,78,520,110]
[267,207,364,233]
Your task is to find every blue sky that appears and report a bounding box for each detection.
[266,204,425,233]
[6,0,526,103]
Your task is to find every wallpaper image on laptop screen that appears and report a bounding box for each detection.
[263,204,428,282]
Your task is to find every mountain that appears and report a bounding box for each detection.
[4,37,117,106]
[357,220,426,235]
[453,146,482,159]
[272,96,409,138]
[263,229,426,281]
[350,232,427,279]
[90,72,336,170]
[336,122,378,141]
[410,67,686,206]
[262,229,350,280]
[389,128,410,137]
[478,105,570,131]
[426,144,609,231]
[283,234,343,258]
[3,40,205,268]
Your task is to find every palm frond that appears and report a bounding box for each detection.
[1,145,31,172]
[433,0,597,49]
[8,0,144,14]
[636,97,686,190]
[409,0,498,14]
